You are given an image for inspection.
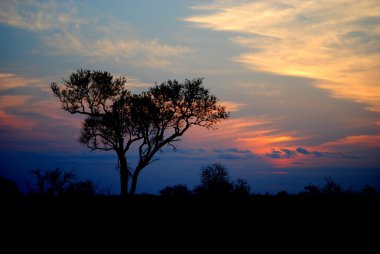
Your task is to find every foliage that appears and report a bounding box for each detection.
[361,184,377,196]
[28,168,97,196]
[322,177,342,195]
[232,178,251,197]
[303,183,321,196]
[51,70,229,195]
[159,184,192,198]
[194,163,250,198]
[0,176,20,197]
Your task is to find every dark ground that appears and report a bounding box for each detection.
[2,194,379,247]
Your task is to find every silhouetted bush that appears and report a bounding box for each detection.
[193,163,251,198]
[276,190,289,197]
[66,180,98,197]
[28,168,98,197]
[303,183,321,196]
[194,163,233,197]
[322,177,342,195]
[361,184,376,196]
[232,179,251,197]
[159,184,192,198]
[0,176,20,197]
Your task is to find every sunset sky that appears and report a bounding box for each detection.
[1,0,379,194]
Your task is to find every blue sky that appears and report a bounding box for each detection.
[1,0,379,194]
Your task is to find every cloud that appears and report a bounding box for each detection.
[213,147,257,160]
[185,0,380,112]
[266,147,358,160]
[266,149,296,159]
[0,0,192,69]
[0,0,84,31]
[0,95,36,130]
[296,147,310,155]
[220,101,245,112]
[0,73,84,151]
[0,73,41,91]
[43,32,192,69]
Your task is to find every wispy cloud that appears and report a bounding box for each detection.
[266,147,358,160]
[213,147,257,160]
[185,0,380,112]
[0,95,36,130]
[0,73,41,91]
[0,0,192,69]
[220,101,245,112]
[0,73,82,150]
[0,0,84,31]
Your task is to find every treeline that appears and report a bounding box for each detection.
[0,163,377,198]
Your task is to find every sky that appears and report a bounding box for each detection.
[0,0,379,194]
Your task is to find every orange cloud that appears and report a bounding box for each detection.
[0,73,41,91]
[220,101,245,112]
[0,95,36,130]
[185,1,380,112]
[320,134,380,150]
[183,116,306,156]
[0,74,82,135]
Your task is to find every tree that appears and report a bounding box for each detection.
[303,183,321,196]
[194,163,233,197]
[51,70,229,196]
[322,177,342,195]
[28,168,76,196]
[28,168,98,196]
[232,178,251,197]
[0,176,20,197]
[194,163,251,198]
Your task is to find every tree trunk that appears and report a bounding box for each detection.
[129,166,142,195]
[118,153,129,197]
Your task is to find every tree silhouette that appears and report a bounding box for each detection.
[322,177,342,195]
[194,163,252,198]
[28,168,76,196]
[194,163,232,197]
[303,183,321,196]
[0,176,20,197]
[232,178,251,197]
[51,70,229,196]
[28,168,98,196]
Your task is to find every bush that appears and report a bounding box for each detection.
[28,168,97,197]
[0,176,20,197]
[159,184,192,198]
[194,163,251,198]
[322,177,342,195]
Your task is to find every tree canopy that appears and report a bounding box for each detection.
[51,70,229,195]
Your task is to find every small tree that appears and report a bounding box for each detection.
[361,184,376,196]
[51,70,229,196]
[28,168,98,196]
[29,168,76,196]
[232,178,251,197]
[0,176,20,197]
[303,183,321,196]
[322,177,342,195]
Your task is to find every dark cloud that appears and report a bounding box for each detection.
[281,148,296,158]
[176,148,206,155]
[311,151,360,159]
[266,147,359,160]
[266,149,284,159]
[267,149,296,159]
[213,148,257,160]
[296,147,310,155]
